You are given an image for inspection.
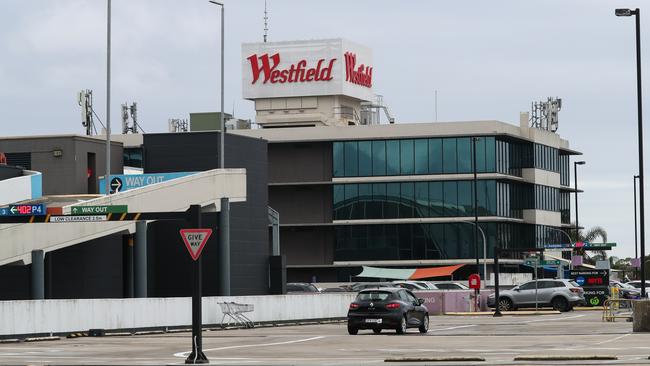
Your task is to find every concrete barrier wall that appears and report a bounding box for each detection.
[0,170,41,206]
[0,293,356,336]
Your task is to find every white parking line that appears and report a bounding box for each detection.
[594,333,631,345]
[173,336,325,358]
[429,324,478,332]
[522,314,585,323]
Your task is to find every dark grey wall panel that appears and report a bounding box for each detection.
[268,142,331,183]
[269,185,331,225]
[144,132,269,296]
[280,226,333,265]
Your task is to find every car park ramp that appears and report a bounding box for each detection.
[0,169,246,266]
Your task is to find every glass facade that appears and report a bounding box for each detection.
[559,154,570,186]
[333,137,496,177]
[333,180,497,220]
[330,136,574,263]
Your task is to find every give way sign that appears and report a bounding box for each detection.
[180,228,213,261]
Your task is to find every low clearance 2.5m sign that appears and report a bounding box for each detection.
[242,38,374,101]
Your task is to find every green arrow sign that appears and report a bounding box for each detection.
[70,205,128,215]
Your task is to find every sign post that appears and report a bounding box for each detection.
[182,205,212,364]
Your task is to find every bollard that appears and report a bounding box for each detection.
[633,299,650,332]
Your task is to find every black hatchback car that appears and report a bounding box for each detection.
[347,287,429,335]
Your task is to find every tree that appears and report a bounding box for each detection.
[567,224,608,264]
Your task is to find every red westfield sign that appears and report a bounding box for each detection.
[344,52,372,88]
[247,53,336,84]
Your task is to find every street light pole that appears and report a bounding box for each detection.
[472,137,480,278]
[208,0,230,296]
[616,8,646,297]
[635,175,640,279]
[461,221,487,284]
[573,161,586,240]
[105,0,111,196]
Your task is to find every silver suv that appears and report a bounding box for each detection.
[488,279,585,312]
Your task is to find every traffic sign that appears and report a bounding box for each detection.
[50,215,108,223]
[0,204,46,216]
[541,260,561,266]
[70,205,128,215]
[110,177,123,194]
[180,228,213,261]
[524,259,537,267]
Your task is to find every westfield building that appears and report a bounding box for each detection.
[234,38,582,282]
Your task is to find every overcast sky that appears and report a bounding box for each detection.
[2,0,649,259]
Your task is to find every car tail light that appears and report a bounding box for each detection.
[349,303,359,310]
[570,288,582,294]
[385,302,401,309]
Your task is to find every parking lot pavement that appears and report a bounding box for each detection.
[2,311,650,365]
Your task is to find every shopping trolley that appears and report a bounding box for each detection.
[218,302,255,328]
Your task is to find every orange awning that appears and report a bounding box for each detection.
[409,264,465,279]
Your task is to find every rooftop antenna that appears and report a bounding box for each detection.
[263,0,269,42]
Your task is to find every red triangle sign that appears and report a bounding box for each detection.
[180,229,213,261]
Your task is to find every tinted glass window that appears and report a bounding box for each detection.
[372,140,386,176]
[429,139,442,173]
[430,182,444,217]
[443,138,457,173]
[386,140,400,175]
[444,181,458,216]
[358,141,372,176]
[553,281,566,288]
[333,142,344,177]
[400,140,415,175]
[457,138,472,173]
[436,283,461,290]
[344,141,358,176]
[414,139,428,174]
[519,282,538,290]
[398,290,410,302]
[357,291,392,301]
[405,291,418,302]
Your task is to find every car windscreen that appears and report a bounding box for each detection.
[569,281,580,287]
[356,291,392,301]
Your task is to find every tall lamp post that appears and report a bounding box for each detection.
[105,0,111,196]
[616,8,646,297]
[208,0,231,297]
[635,175,640,279]
[472,137,480,278]
[573,161,586,240]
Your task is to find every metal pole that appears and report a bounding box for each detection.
[473,137,479,278]
[105,0,111,196]
[635,175,640,279]
[493,247,502,317]
[574,162,579,239]
[635,9,646,297]
[220,4,225,169]
[186,205,208,364]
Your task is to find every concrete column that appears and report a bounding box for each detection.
[219,198,231,295]
[634,300,650,332]
[134,221,147,298]
[31,250,44,300]
[44,252,53,299]
[123,234,134,298]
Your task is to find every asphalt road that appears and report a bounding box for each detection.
[2,311,650,365]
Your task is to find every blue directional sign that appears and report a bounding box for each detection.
[0,204,47,216]
[99,172,196,194]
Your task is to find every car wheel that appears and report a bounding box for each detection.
[372,328,381,334]
[551,297,569,312]
[347,324,358,335]
[418,315,429,334]
[396,316,407,334]
[498,297,513,311]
